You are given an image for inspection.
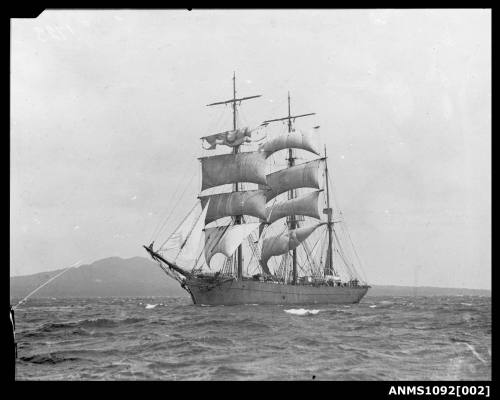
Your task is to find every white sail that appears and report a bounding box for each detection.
[204,223,260,266]
[260,223,324,269]
[266,190,322,225]
[199,190,267,224]
[175,200,210,264]
[200,151,268,191]
[265,158,324,202]
[260,129,320,157]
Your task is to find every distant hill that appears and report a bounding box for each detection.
[10,256,188,299]
[10,256,490,299]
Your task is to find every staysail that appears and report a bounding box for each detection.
[178,200,209,262]
[200,151,268,191]
[204,223,260,266]
[266,190,322,225]
[199,190,267,224]
[260,223,324,270]
[260,129,320,157]
[161,200,210,266]
[264,158,324,202]
[161,202,203,251]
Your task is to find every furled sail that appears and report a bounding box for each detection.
[201,127,252,150]
[200,151,268,191]
[199,190,267,224]
[204,223,260,266]
[266,190,322,225]
[264,158,324,202]
[260,129,320,157]
[260,223,324,270]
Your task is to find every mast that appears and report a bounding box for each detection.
[232,73,242,279]
[207,72,261,280]
[287,93,297,285]
[232,73,237,132]
[262,93,315,284]
[324,145,335,277]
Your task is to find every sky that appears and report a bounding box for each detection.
[10,9,491,289]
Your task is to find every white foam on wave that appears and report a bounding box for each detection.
[369,305,377,308]
[145,304,157,309]
[284,308,320,316]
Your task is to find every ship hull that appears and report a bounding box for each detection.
[185,278,369,306]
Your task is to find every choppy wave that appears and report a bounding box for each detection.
[14,295,491,380]
[23,317,146,336]
[20,353,83,365]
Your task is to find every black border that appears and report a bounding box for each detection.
[6,7,493,396]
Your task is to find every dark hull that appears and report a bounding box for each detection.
[185,278,369,306]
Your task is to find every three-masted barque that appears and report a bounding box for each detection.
[144,74,369,305]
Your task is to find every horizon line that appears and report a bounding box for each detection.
[9,255,491,292]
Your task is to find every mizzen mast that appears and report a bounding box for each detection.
[262,92,315,284]
[323,145,337,277]
[206,72,261,280]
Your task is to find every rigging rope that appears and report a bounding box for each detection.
[326,164,367,283]
[13,260,83,309]
[149,157,195,242]
[155,259,183,283]
[158,201,199,252]
[333,229,356,280]
[303,227,325,277]
[155,167,198,248]
[340,220,368,283]
[202,103,228,141]
[277,252,289,282]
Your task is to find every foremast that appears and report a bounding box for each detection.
[206,72,261,280]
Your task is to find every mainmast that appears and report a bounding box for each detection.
[262,93,315,284]
[207,72,261,280]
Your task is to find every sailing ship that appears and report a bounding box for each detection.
[144,74,369,305]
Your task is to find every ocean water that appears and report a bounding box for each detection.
[13,296,491,380]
